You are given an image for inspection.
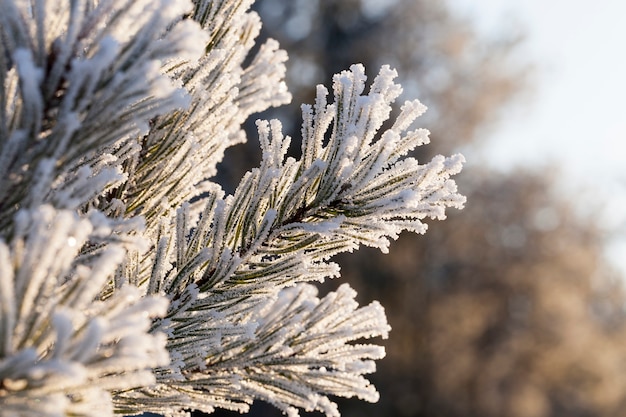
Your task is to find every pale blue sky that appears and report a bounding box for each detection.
[450,0,626,273]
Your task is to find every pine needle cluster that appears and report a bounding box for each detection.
[0,1,464,416]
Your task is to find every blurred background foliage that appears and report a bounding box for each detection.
[206,0,626,416]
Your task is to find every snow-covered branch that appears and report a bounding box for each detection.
[0,1,465,416]
[158,64,464,304]
[0,206,168,416]
[138,64,464,416]
[118,0,290,233]
[0,0,206,231]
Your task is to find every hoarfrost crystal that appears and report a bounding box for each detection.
[0,0,465,416]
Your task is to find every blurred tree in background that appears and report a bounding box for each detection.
[254,0,523,149]
[209,0,626,416]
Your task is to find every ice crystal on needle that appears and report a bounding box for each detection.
[0,1,464,416]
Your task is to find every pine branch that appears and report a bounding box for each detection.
[117,0,290,234]
[0,1,466,416]
[117,284,389,417]
[0,206,168,417]
[160,64,464,304]
[141,64,464,416]
[0,0,206,232]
